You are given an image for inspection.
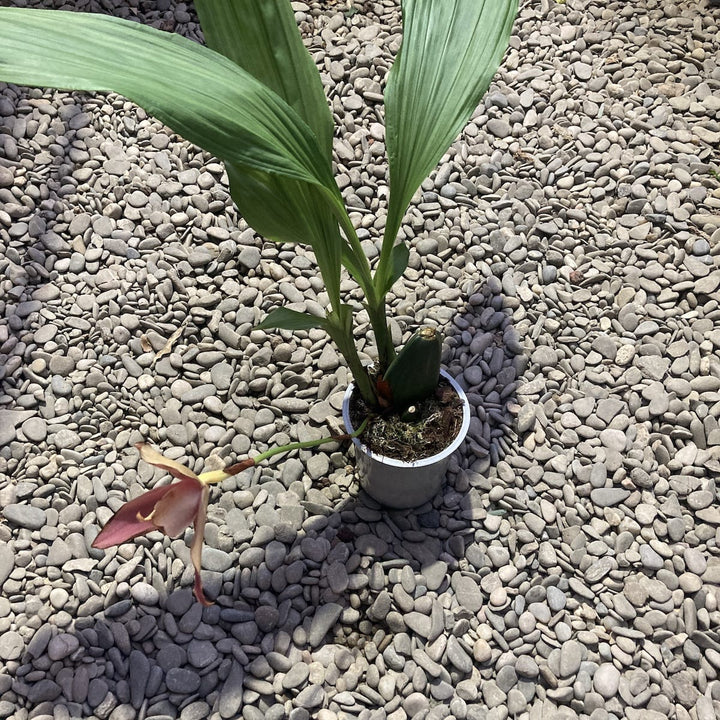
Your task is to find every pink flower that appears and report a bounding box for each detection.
[92,443,212,605]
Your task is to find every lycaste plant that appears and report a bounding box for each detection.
[0,0,518,602]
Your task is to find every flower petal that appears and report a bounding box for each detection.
[91,484,173,549]
[191,485,211,606]
[135,443,201,483]
[149,477,203,538]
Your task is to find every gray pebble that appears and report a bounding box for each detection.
[131,582,160,605]
[590,488,631,507]
[0,544,14,587]
[594,663,621,698]
[21,417,47,442]
[454,576,483,612]
[166,667,201,694]
[547,585,567,612]
[0,631,24,660]
[294,684,325,709]
[3,503,46,530]
[486,118,511,138]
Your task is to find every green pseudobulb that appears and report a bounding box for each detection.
[383,327,442,411]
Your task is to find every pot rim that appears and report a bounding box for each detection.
[342,368,471,468]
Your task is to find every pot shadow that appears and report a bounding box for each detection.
[441,276,525,477]
[300,274,529,665]
[3,498,463,719]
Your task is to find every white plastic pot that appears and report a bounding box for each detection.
[342,369,471,509]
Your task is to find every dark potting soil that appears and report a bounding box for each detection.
[349,379,465,462]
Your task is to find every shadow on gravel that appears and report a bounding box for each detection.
[9,495,460,719]
[0,81,109,414]
[8,271,526,718]
[443,275,524,476]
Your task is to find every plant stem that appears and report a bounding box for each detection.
[330,328,377,406]
[316,191,387,404]
[336,207,375,293]
[372,218,401,309]
[366,298,396,370]
[335,210,395,374]
[255,416,369,463]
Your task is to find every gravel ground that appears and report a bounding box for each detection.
[1,0,720,719]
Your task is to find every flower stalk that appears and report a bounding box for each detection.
[92,418,369,604]
[202,417,369,485]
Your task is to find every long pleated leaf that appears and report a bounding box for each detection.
[227,166,322,247]
[226,162,344,308]
[195,0,333,162]
[0,7,336,191]
[379,0,517,290]
[191,1,342,308]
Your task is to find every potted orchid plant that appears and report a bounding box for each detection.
[0,0,517,603]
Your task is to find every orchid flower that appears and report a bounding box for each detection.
[92,443,251,606]
[93,422,367,605]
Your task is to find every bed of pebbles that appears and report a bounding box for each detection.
[1,0,719,719]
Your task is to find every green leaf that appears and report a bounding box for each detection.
[0,7,336,192]
[195,0,333,162]
[225,163,344,310]
[226,166,317,246]
[340,244,369,287]
[371,240,409,299]
[193,2,344,310]
[377,0,517,291]
[384,326,442,409]
[256,307,328,332]
[387,243,410,293]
